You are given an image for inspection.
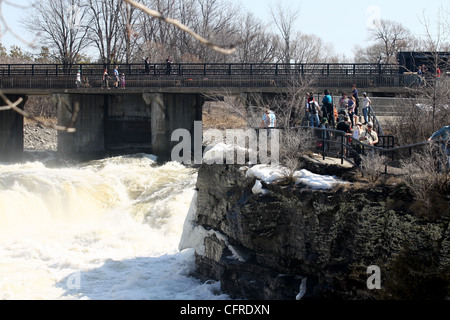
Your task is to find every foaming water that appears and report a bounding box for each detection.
[0,154,228,300]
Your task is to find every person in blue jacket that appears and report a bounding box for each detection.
[428,125,450,170]
[322,90,334,128]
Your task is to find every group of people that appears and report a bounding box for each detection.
[103,66,126,89]
[304,85,380,165]
[76,57,175,89]
[417,64,443,86]
[76,66,127,90]
[144,57,173,75]
[306,84,372,130]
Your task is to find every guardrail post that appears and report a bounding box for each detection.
[322,129,325,160]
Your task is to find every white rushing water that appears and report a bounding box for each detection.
[0,153,229,300]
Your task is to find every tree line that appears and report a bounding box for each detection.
[0,0,447,66]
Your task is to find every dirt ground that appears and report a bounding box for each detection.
[202,101,248,130]
[24,118,58,150]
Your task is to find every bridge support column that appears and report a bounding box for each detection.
[143,93,204,158]
[54,93,106,155]
[56,92,204,159]
[0,95,28,162]
[143,93,167,156]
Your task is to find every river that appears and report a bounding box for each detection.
[0,153,229,300]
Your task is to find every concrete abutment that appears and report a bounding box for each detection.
[55,92,204,158]
[0,95,27,162]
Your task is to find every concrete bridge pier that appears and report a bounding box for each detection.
[0,95,27,162]
[56,92,204,159]
[142,93,204,156]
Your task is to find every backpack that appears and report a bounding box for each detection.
[309,101,319,114]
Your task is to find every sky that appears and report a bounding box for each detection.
[237,0,448,59]
[0,0,447,60]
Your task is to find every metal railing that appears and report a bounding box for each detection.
[0,62,413,90]
[305,126,448,174]
[302,126,393,165]
[0,62,400,77]
[0,74,418,90]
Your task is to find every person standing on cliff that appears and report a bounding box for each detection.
[361,92,371,125]
[352,122,364,165]
[260,107,277,137]
[336,116,352,137]
[428,125,450,170]
[322,90,334,128]
[360,122,378,148]
[307,96,320,127]
[352,84,359,122]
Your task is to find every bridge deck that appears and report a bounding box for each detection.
[0,62,427,95]
[0,85,409,96]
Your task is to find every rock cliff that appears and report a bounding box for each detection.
[180,163,450,300]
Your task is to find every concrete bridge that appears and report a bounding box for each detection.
[0,62,423,161]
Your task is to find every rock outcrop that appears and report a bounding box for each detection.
[181,163,450,300]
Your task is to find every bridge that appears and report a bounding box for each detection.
[0,62,430,161]
[0,62,420,94]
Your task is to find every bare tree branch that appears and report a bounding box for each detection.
[0,0,38,49]
[0,95,23,111]
[122,0,236,55]
[0,93,77,132]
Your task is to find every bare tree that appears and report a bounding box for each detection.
[368,19,412,64]
[86,0,124,64]
[269,0,300,64]
[25,0,90,67]
[120,1,142,63]
[416,6,450,131]
[128,0,238,63]
[400,142,449,218]
[234,12,277,63]
[190,0,240,62]
[290,32,335,63]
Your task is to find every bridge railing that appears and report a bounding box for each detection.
[0,74,412,90]
[288,126,447,174]
[0,62,400,77]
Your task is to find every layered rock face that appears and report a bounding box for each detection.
[185,163,450,300]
